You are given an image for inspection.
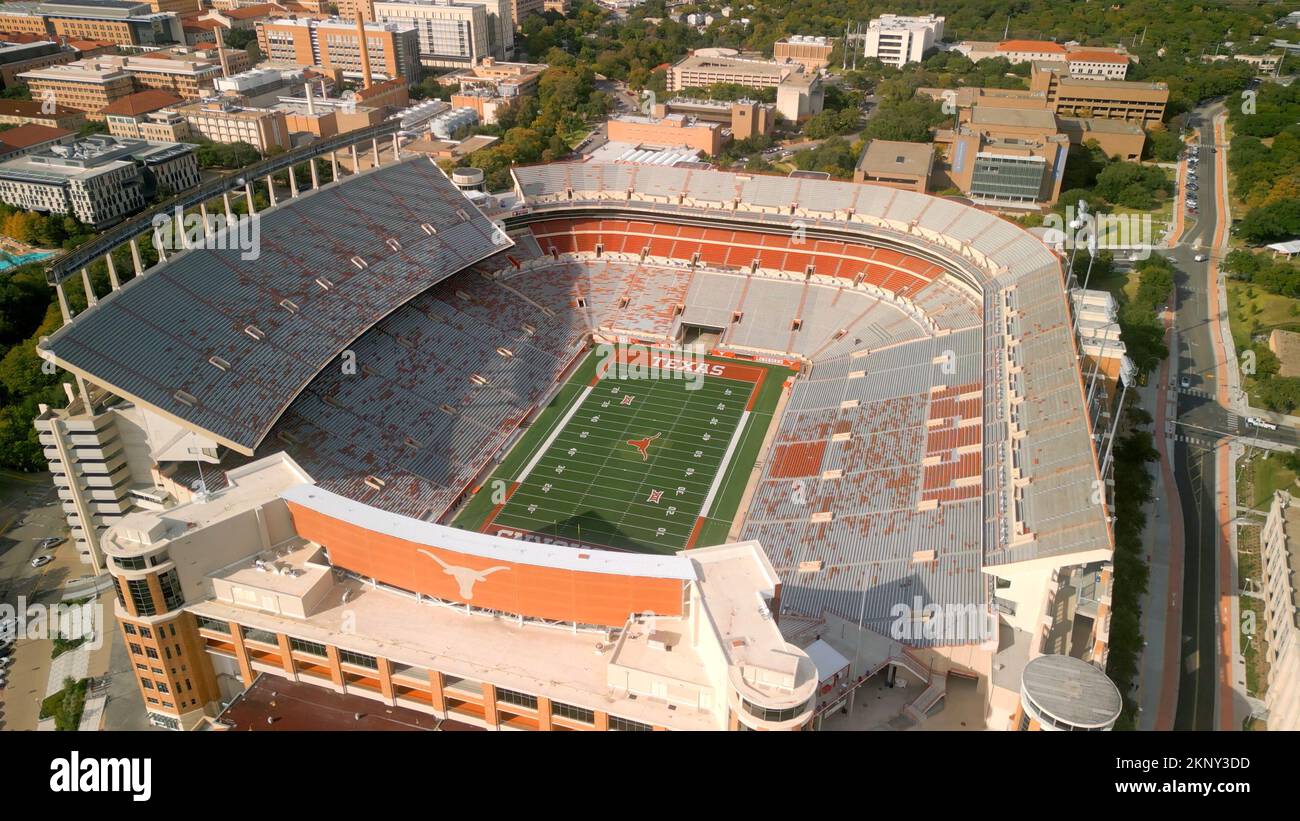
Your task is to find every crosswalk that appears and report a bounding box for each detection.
[1170,434,1217,449]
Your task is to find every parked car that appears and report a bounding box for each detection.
[30,555,53,568]
[1180,375,1191,389]
[35,536,64,550]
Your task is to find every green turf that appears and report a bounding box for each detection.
[450,352,601,530]
[690,359,791,547]
[452,348,788,554]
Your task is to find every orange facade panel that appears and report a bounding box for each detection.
[286,503,685,626]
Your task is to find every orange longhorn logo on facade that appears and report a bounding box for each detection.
[626,432,661,461]
[417,549,510,600]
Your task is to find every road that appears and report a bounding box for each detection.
[1165,99,1296,730]
[1167,100,1229,732]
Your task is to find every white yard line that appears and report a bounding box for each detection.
[700,410,750,518]
[516,385,593,482]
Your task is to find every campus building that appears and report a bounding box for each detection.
[606,111,726,156]
[505,0,542,27]
[862,14,943,67]
[18,54,223,111]
[18,60,136,111]
[100,88,186,137]
[255,16,421,84]
[99,452,819,731]
[667,53,823,122]
[957,40,1131,79]
[1029,61,1167,126]
[0,123,76,160]
[1057,116,1146,161]
[174,99,291,152]
[0,0,187,48]
[0,38,80,90]
[0,98,88,129]
[938,104,1069,206]
[1261,491,1299,731]
[374,0,513,68]
[853,138,933,192]
[773,35,834,72]
[0,133,197,227]
[444,57,545,97]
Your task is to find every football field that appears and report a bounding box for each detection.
[470,349,782,554]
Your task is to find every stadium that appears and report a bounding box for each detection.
[34,130,1117,731]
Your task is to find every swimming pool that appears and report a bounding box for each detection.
[0,250,54,272]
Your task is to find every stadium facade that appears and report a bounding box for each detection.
[32,134,1117,731]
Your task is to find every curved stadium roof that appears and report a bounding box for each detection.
[40,157,508,454]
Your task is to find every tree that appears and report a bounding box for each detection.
[1143,128,1184,162]
[1237,199,1300,245]
[861,95,945,143]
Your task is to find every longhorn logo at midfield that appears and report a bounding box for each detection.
[417,549,510,600]
[626,432,661,461]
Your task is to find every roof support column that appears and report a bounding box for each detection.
[391,132,399,159]
[104,253,120,290]
[177,210,192,250]
[222,191,234,223]
[266,174,277,207]
[244,180,256,215]
[330,150,339,181]
[288,164,299,198]
[350,143,359,173]
[129,236,143,276]
[199,201,213,239]
[55,281,72,325]
[371,136,380,169]
[80,267,97,308]
[308,155,319,189]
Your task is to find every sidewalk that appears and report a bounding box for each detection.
[1140,309,1186,730]
[1136,372,1176,730]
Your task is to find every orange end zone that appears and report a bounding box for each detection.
[477,481,519,536]
[684,516,707,549]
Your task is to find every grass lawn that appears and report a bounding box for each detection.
[1087,266,1140,306]
[1236,523,1269,699]
[51,635,86,659]
[1227,281,1300,402]
[1248,452,1299,510]
[39,677,88,730]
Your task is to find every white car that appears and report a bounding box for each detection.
[1247,416,1279,431]
[30,555,53,568]
[1180,376,1191,389]
[1194,254,1208,262]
